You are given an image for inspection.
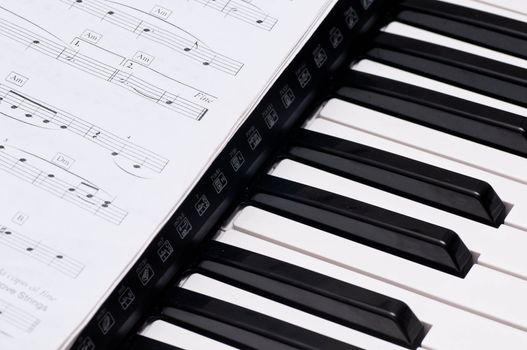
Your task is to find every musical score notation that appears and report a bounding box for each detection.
[0,146,128,225]
[193,0,278,31]
[0,85,169,177]
[0,16,208,121]
[60,0,244,76]
[0,226,85,278]
[0,297,40,333]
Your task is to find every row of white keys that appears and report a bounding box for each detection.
[441,0,527,19]
[232,196,527,331]
[213,229,527,349]
[319,97,527,231]
[382,21,527,69]
[306,117,527,280]
[141,320,237,350]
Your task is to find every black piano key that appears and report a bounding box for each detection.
[162,288,361,350]
[284,128,506,227]
[195,241,425,349]
[365,32,527,108]
[125,335,185,350]
[336,70,527,158]
[248,175,473,277]
[396,0,527,60]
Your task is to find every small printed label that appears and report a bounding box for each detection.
[361,0,374,10]
[329,27,344,48]
[344,7,359,29]
[77,337,96,350]
[296,65,311,89]
[262,104,279,129]
[313,46,328,68]
[211,170,228,194]
[194,195,210,216]
[52,153,75,169]
[97,312,115,335]
[229,150,245,172]
[132,51,155,66]
[118,287,135,310]
[246,127,262,150]
[151,5,172,20]
[157,239,174,262]
[11,212,28,226]
[174,214,192,239]
[136,261,155,286]
[280,85,295,109]
[6,72,28,87]
[81,29,102,44]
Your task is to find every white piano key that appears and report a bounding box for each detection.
[141,320,237,350]
[216,229,527,349]
[232,205,527,332]
[272,154,527,281]
[382,21,527,69]
[318,98,527,231]
[181,272,404,350]
[439,0,527,20]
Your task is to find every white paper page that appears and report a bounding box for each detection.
[0,0,335,349]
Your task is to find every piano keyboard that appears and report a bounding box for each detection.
[111,0,527,349]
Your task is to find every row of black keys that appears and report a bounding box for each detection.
[126,241,424,350]
[123,0,527,349]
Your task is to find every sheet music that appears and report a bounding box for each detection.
[0,0,335,349]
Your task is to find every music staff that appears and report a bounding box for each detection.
[192,0,278,31]
[0,226,85,278]
[0,298,40,333]
[0,85,169,177]
[60,0,244,76]
[0,16,208,121]
[0,145,128,225]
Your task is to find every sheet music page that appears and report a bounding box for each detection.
[0,0,335,348]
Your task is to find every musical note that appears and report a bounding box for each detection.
[0,85,170,176]
[0,145,128,225]
[0,16,208,121]
[0,298,40,333]
[192,0,278,31]
[60,0,244,76]
[0,226,85,278]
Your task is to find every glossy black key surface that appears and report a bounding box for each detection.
[162,288,360,350]
[125,335,184,350]
[336,70,527,159]
[365,32,527,108]
[286,127,506,227]
[396,0,527,60]
[195,241,425,349]
[248,175,473,277]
